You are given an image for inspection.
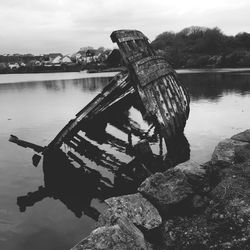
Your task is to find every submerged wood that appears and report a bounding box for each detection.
[45,71,134,151]
[9,135,44,153]
[9,30,190,176]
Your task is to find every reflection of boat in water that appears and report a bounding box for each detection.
[17,149,106,219]
[17,132,190,219]
[11,29,190,219]
[15,148,147,219]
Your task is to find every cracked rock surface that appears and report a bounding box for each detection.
[97,193,162,230]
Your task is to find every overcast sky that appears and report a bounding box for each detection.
[0,0,249,55]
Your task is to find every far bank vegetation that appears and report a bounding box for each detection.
[151,26,250,68]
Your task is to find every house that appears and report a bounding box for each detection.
[76,50,86,56]
[61,56,72,64]
[51,55,62,65]
[75,51,87,62]
[83,49,97,63]
[20,62,26,67]
[75,50,96,63]
[86,49,97,58]
[48,53,63,62]
[8,63,20,69]
[34,60,42,66]
[74,48,112,64]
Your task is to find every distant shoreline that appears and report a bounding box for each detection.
[176,67,250,74]
[0,71,118,84]
[0,68,250,85]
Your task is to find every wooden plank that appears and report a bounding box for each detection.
[134,57,187,136]
[111,30,190,141]
[45,71,134,151]
[9,135,44,153]
[154,83,177,134]
[111,30,147,43]
[152,85,176,137]
[161,76,185,129]
[111,30,155,65]
[134,56,174,87]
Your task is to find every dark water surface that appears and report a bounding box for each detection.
[0,71,250,249]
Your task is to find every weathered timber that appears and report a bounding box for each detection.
[45,71,134,151]
[111,30,190,142]
[67,151,113,186]
[110,30,155,65]
[65,133,125,172]
[9,135,44,153]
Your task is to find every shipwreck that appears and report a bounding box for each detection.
[9,30,190,210]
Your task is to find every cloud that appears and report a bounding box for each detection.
[0,0,249,54]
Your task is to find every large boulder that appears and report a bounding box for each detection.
[151,132,250,249]
[175,160,209,193]
[72,217,150,250]
[234,143,250,163]
[161,209,250,250]
[211,139,249,166]
[97,193,162,230]
[175,160,205,178]
[231,129,250,143]
[138,169,193,213]
[161,160,250,250]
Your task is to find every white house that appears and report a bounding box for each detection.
[61,56,72,64]
[8,63,20,69]
[51,55,62,64]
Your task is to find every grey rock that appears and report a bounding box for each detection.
[175,160,210,193]
[175,160,205,177]
[138,169,193,213]
[72,217,149,250]
[211,139,249,166]
[234,143,250,163]
[161,195,250,249]
[98,193,162,230]
[231,129,250,143]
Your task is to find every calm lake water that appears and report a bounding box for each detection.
[1,70,250,250]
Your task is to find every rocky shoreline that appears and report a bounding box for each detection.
[71,130,250,250]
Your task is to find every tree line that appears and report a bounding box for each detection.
[151,26,250,68]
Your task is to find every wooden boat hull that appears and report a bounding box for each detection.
[111,30,190,142]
